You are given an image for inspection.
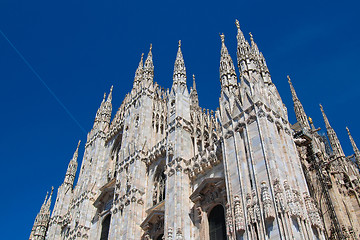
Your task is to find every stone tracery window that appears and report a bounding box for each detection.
[153,165,166,206]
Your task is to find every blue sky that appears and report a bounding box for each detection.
[0,0,359,238]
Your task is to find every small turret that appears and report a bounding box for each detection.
[45,187,54,212]
[288,75,310,129]
[93,93,106,128]
[173,40,187,87]
[143,44,154,87]
[346,127,360,169]
[29,188,53,240]
[320,104,345,158]
[235,19,251,75]
[249,32,260,61]
[190,74,199,110]
[64,140,81,187]
[92,87,113,132]
[219,33,237,91]
[133,53,144,89]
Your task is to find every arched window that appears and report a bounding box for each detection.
[100,214,111,240]
[153,164,166,206]
[208,205,226,240]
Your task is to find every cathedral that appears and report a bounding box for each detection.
[29,20,360,240]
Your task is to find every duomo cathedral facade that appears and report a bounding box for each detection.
[30,20,360,240]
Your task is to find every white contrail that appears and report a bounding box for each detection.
[0,29,87,134]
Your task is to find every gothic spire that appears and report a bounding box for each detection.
[249,32,260,58]
[133,53,144,88]
[190,74,199,109]
[235,19,251,74]
[41,191,49,212]
[30,188,52,239]
[73,140,81,160]
[288,75,310,129]
[106,85,113,103]
[173,40,187,86]
[64,140,80,186]
[219,33,237,90]
[45,186,54,210]
[144,44,154,85]
[320,104,345,158]
[93,93,106,128]
[320,104,331,129]
[346,127,360,168]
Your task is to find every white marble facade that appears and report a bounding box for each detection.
[30,20,360,240]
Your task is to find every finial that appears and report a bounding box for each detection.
[192,74,196,90]
[346,126,350,133]
[249,32,253,40]
[287,75,291,83]
[51,186,54,194]
[103,93,106,101]
[77,140,81,150]
[149,43,152,51]
[110,85,113,94]
[141,53,144,60]
[235,19,240,29]
[308,117,313,124]
[178,40,181,47]
[319,103,323,110]
[220,33,225,43]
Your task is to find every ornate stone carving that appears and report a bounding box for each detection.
[176,228,183,240]
[233,195,245,233]
[261,181,275,221]
[273,179,286,213]
[225,203,234,238]
[252,189,261,223]
[167,227,173,239]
